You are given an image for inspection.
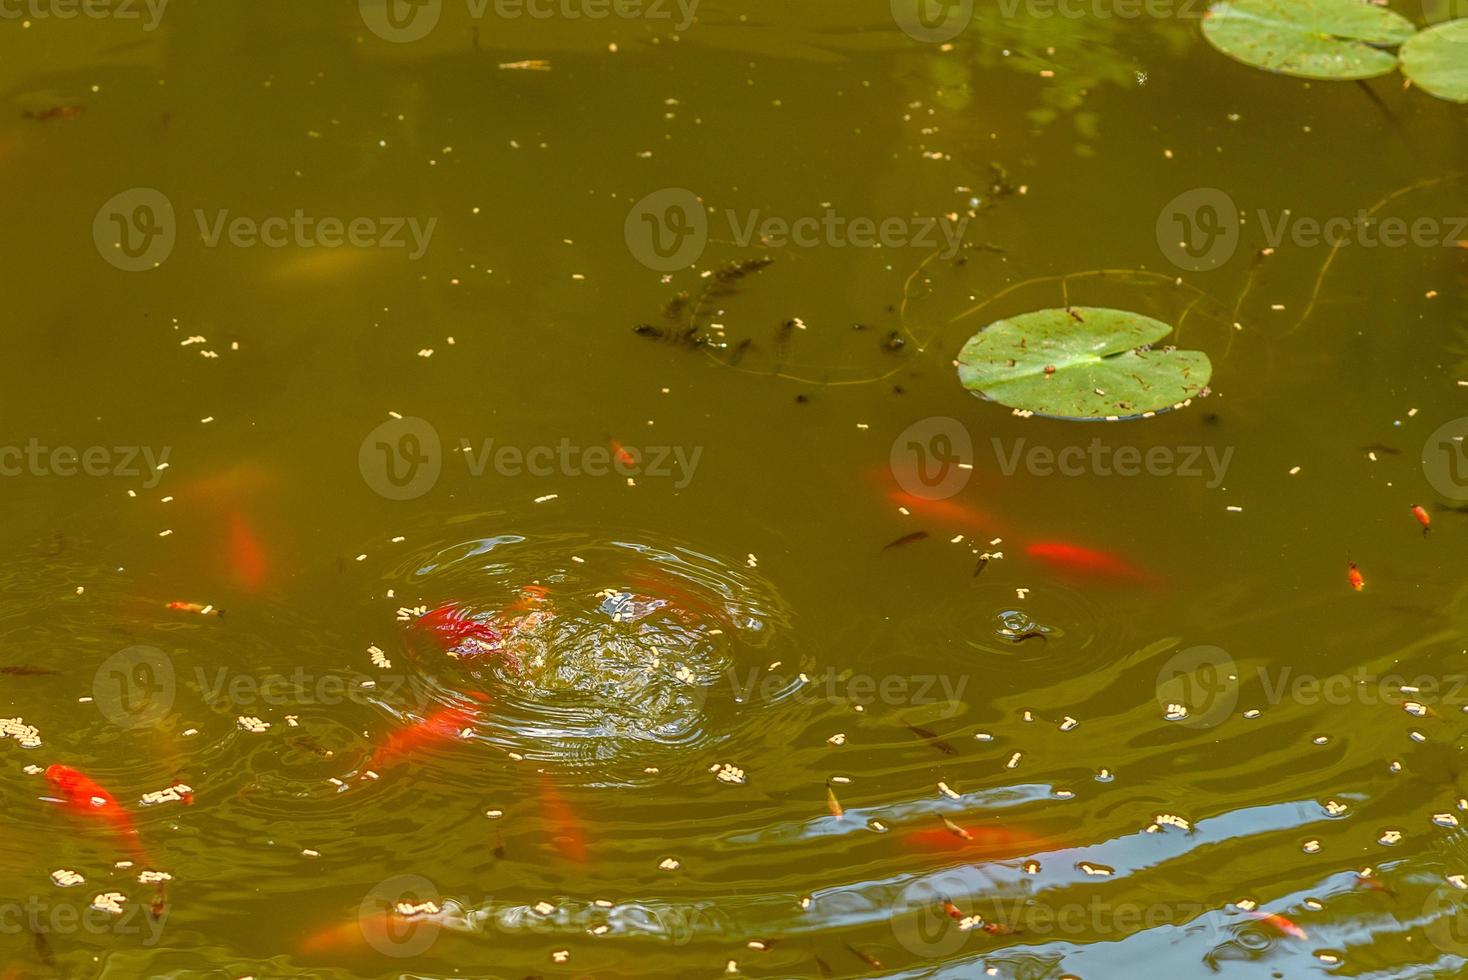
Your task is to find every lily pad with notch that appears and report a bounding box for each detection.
[956,307,1212,420]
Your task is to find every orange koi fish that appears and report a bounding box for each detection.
[23,105,83,122]
[1025,540,1153,584]
[504,584,549,615]
[178,460,279,499]
[166,601,222,617]
[868,461,1004,530]
[1412,505,1431,534]
[1349,562,1365,592]
[537,772,587,863]
[905,818,1047,858]
[226,512,268,592]
[888,490,999,534]
[1245,909,1306,940]
[366,697,488,773]
[297,906,442,958]
[826,781,844,820]
[45,765,149,863]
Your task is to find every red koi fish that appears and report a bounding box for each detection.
[609,438,637,468]
[1025,540,1154,585]
[366,696,488,773]
[1348,562,1365,592]
[45,765,149,863]
[905,818,1049,859]
[537,772,587,863]
[1245,909,1307,941]
[1412,504,1431,535]
[412,604,510,661]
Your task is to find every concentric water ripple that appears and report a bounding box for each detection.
[368,529,800,784]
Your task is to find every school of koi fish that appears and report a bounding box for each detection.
[3,2,1467,978]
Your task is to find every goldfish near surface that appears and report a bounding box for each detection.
[45,765,150,864]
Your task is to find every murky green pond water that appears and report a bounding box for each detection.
[1,1,1467,977]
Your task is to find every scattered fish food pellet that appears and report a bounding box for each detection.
[91,892,126,915]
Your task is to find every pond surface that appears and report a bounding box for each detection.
[1,0,1467,976]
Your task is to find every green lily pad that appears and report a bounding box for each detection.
[1401,19,1468,102]
[956,308,1212,420]
[1202,0,1415,81]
